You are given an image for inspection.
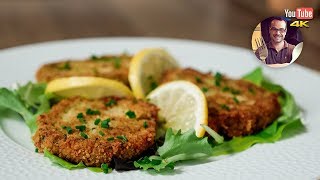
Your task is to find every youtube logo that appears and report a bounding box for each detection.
[296,8,313,20]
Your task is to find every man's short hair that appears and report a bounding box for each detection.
[269,16,287,29]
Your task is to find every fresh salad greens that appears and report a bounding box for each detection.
[0,67,303,173]
[0,82,50,133]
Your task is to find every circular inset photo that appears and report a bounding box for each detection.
[251,16,303,68]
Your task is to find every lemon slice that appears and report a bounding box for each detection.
[45,76,133,99]
[129,48,179,99]
[147,81,208,137]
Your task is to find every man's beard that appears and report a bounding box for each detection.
[272,35,284,43]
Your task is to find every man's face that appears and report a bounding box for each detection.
[269,20,287,43]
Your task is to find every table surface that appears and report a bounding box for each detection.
[0,0,319,70]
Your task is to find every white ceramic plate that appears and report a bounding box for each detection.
[0,37,319,180]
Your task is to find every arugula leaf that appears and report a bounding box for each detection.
[44,149,86,170]
[134,129,213,171]
[211,68,303,156]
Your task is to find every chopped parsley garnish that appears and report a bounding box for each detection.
[248,87,255,94]
[215,72,222,86]
[90,55,98,60]
[105,99,117,107]
[58,61,71,70]
[233,97,240,104]
[113,57,121,69]
[143,121,148,128]
[62,126,73,134]
[201,87,208,93]
[116,135,128,142]
[77,113,86,124]
[35,148,38,153]
[86,108,100,115]
[101,163,110,174]
[99,131,105,136]
[195,76,202,83]
[222,86,241,95]
[230,89,241,95]
[80,132,88,139]
[220,104,230,111]
[75,125,86,132]
[94,118,101,125]
[222,86,230,92]
[107,137,114,141]
[101,118,111,128]
[126,110,136,119]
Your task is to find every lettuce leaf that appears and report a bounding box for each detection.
[44,149,86,170]
[134,129,213,171]
[211,67,304,156]
[0,82,50,134]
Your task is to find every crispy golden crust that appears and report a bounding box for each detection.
[161,68,281,138]
[36,55,131,85]
[32,97,158,167]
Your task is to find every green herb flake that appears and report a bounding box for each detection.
[90,55,98,60]
[222,86,230,92]
[57,61,71,70]
[107,137,114,141]
[231,89,241,95]
[75,125,86,132]
[233,97,240,104]
[248,87,255,94]
[220,104,230,111]
[76,113,86,124]
[113,57,121,69]
[80,132,88,139]
[215,72,222,86]
[101,118,111,128]
[62,126,73,134]
[105,99,117,107]
[99,131,105,137]
[94,118,101,125]
[143,121,148,128]
[116,135,128,142]
[195,76,202,83]
[201,87,208,93]
[101,163,111,174]
[35,148,38,153]
[126,110,136,119]
[86,108,100,115]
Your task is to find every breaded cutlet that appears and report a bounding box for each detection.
[160,68,281,138]
[32,96,158,167]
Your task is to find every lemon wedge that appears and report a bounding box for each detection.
[45,76,133,99]
[147,81,208,137]
[129,48,179,99]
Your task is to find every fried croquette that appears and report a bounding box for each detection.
[36,55,131,85]
[161,68,281,138]
[32,97,158,167]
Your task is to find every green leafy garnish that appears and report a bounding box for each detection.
[101,118,111,128]
[44,149,86,170]
[94,118,101,125]
[86,108,100,115]
[76,113,86,124]
[0,82,50,134]
[105,99,117,107]
[143,121,148,128]
[125,110,136,119]
[75,125,86,132]
[107,137,114,141]
[134,129,213,171]
[80,132,88,139]
[116,135,128,142]
[101,163,112,174]
[62,126,73,134]
[214,72,222,86]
